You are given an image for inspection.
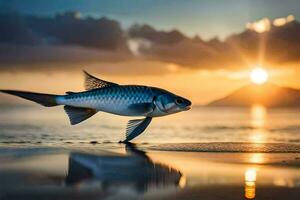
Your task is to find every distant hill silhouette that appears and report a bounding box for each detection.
[207,83,300,107]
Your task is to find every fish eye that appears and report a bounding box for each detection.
[175,98,184,105]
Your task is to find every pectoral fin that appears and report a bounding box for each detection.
[64,106,97,125]
[123,117,152,142]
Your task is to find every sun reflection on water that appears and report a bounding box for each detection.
[249,153,265,164]
[249,130,267,143]
[251,104,267,128]
[245,168,257,199]
[250,104,268,143]
[179,174,187,188]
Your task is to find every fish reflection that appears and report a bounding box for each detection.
[65,143,183,193]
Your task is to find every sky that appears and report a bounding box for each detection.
[1,0,300,40]
[1,0,300,105]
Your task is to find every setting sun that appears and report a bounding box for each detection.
[250,68,269,85]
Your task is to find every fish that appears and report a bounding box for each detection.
[0,71,192,142]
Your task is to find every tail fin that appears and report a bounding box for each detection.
[0,90,59,107]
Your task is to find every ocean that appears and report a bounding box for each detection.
[1,105,300,147]
[1,105,300,200]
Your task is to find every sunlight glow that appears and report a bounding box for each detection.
[249,131,266,143]
[251,104,267,128]
[245,168,257,182]
[273,178,295,187]
[246,18,271,33]
[249,153,265,164]
[273,15,295,27]
[250,105,267,143]
[245,168,257,199]
[247,15,295,33]
[250,68,269,85]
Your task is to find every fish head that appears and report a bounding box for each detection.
[154,93,192,115]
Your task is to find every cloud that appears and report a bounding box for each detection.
[127,38,152,57]
[0,44,131,72]
[47,12,127,50]
[0,12,300,74]
[0,11,128,50]
[128,16,300,70]
[273,15,295,27]
[246,15,296,33]
[127,25,242,69]
[0,12,40,45]
[226,16,300,65]
[246,18,271,33]
[128,24,186,45]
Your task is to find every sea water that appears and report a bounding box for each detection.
[0,105,300,148]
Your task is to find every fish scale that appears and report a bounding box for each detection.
[56,85,154,116]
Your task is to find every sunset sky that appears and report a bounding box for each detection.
[1,0,300,105]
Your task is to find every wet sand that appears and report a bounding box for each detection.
[0,143,300,200]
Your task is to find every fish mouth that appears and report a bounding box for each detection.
[184,106,191,110]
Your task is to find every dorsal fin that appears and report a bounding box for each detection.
[83,70,118,90]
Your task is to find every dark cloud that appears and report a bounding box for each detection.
[0,44,131,72]
[0,11,131,72]
[128,24,186,45]
[128,24,243,69]
[41,12,127,50]
[129,20,300,69]
[224,20,300,66]
[1,11,300,73]
[0,12,40,45]
[0,11,127,50]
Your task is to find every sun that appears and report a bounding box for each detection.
[250,67,269,85]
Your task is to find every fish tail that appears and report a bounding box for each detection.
[0,90,59,107]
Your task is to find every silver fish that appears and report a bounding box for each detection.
[0,71,192,142]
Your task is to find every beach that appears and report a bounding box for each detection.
[1,99,300,200]
[1,1,300,199]
[0,143,300,200]
[1,106,300,199]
